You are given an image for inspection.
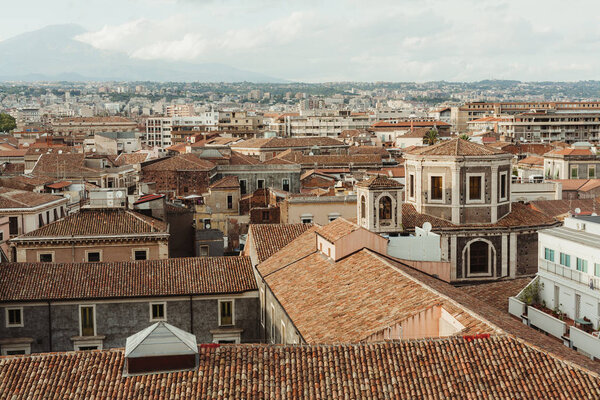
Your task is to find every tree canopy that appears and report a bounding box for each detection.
[423,128,439,145]
[0,113,16,133]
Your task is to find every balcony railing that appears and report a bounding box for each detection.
[539,259,600,292]
[570,326,600,361]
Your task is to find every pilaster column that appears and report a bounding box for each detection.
[491,164,498,223]
[451,166,461,224]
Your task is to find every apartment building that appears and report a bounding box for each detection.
[218,111,264,133]
[145,116,218,147]
[456,101,600,133]
[509,216,600,361]
[282,110,371,137]
[543,146,599,179]
[498,112,600,143]
[51,117,138,137]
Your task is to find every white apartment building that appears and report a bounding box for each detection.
[144,115,218,147]
[283,110,371,137]
[537,216,600,329]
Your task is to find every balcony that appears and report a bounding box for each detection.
[570,326,600,360]
[539,259,600,292]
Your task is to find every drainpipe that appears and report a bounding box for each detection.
[189,295,194,334]
[47,301,52,352]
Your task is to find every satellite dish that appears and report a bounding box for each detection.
[115,191,123,198]
[205,223,211,229]
[575,208,581,215]
[422,222,432,233]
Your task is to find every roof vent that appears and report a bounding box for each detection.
[124,322,198,376]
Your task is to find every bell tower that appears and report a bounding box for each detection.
[356,176,404,233]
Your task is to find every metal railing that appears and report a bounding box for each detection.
[539,259,600,292]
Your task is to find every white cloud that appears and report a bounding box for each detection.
[69,0,600,81]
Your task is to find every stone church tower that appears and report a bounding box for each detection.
[356,176,404,233]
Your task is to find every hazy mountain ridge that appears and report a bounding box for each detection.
[0,25,284,83]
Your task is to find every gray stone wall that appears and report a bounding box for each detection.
[0,295,259,353]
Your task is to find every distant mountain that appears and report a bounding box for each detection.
[0,24,284,83]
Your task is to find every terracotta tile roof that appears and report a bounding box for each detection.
[518,155,544,166]
[114,152,150,166]
[368,166,405,178]
[579,179,600,192]
[316,218,359,242]
[402,202,557,230]
[0,257,256,301]
[0,187,64,209]
[248,223,313,263]
[548,179,596,191]
[232,137,345,149]
[228,151,260,165]
[529,199,600,218]
[260,240,496,343]
[348,146,389,156]
[209,176,239,189]
[487,142,554,156]
[546,148,594,156]
[277,151,382,166]
[0,149,28,157]
[461,277,533,311]
[405,138,507,156]
[142,154,215,171]
[133,193,165,205]
[31,153,98,176]
[356,175,403,189]
[19,208,167,238]
[45,180,71,189]
[385,256,600,375]
[0,175,49,191]
[1,336,599,399]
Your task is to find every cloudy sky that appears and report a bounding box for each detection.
[2,0,600,82]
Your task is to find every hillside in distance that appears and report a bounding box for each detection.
[0,24,283,83]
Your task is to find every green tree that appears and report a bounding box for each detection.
[458,133,471,141]
[0,113,16,133]
[423,128,439,145]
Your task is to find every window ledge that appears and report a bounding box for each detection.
[210,328,243,334]
[0,337,34,345]
[70,335,106,342]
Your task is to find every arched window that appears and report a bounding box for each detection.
[469,240,489,274]
[379,196,392,220]
[360,196,366,219]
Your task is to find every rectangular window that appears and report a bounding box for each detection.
[199,245,209,257]
[5,307,23,327]
[257,179,265,189]
[560,252,571,267]
[589,165,596,178]
[8,217,18,236]
[571,165,578,179]
[262,210,270,221]
[149,302,166,322]
[576,257,588,273]
[219,300,233,326]
[227,195,233,210]
[281,321,287,345]
[260,288,265,327]
[468,176,482,201]
[595,263,600,277]
[1,345,30,355]
[270,303,275,342]
[500,172,507,200]
[86,252,101,262]
[39,253,53,262]
[409,174,415,199]
[282,178,290,192]
[38,213,44,228]
[239,179,247,195]
[430,176,443,200]
[544,248,555,262]
[80,305,95,337]
[134,250,148,261]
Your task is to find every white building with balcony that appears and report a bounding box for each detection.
[537,216,600,328]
